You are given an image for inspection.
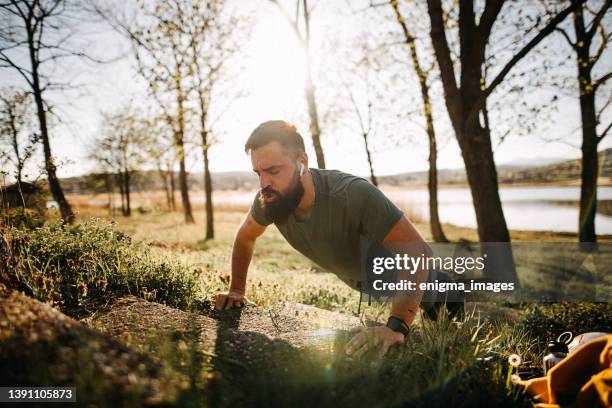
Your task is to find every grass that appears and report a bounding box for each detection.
[1,197,610,407]
[3,218,200,311]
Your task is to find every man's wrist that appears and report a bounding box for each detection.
[229,288,245,296]
[386,315,411,339]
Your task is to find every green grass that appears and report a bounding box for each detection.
[3,219,200,310]
[2,205,610,407]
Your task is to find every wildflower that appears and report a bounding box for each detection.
[508,354,522,367]
[510,374,521,384]
[77,282,88,298]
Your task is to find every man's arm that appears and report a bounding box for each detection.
[383,216,431,328]
[215,213,267,310]
[345,215,430,357]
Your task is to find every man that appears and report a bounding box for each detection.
[215,120,436,357]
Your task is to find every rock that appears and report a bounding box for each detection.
[0,284,178,406]
[84,297,364,360]
[84,297,367,406]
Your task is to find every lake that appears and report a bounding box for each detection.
[209,185,612,234]
[385,186,612,234]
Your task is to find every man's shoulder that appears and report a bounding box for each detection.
[312,168,372,197]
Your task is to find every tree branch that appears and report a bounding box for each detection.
[268,0,306,47]
[467,0,587,122]
[586,0,610,41]
[593,71,612,92]
[427,0,461,123]
[555,26,577,50]
[598,122,611,143]
[470,0,505,65]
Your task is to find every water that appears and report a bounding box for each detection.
[385,186,612,234]
[210,186,612,234]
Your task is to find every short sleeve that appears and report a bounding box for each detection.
[347,179,403,242]
[249,191,273,226]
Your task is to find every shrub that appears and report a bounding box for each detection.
[1,207,46,230]
[2,219,200,310]
[519,302,612,343]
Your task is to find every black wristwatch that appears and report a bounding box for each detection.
[386,316,410,339]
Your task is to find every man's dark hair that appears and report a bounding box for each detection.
[245,120,305,155]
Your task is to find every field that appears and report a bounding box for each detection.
[1,194,611,407]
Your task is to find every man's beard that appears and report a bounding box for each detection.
[259,171,304,224]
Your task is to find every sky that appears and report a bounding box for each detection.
[1,0,610,181]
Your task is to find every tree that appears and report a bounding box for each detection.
[90,108,147,217]
[144,124,177,211]
[0,0,86,223]
[0,89,40,191]
[335,34,380,187]
[553,0,611,242]
[388,0,448,242]
[185,0,245,240]
[269,0,326,168]
[100,0,197,223]
[425,0,586,246]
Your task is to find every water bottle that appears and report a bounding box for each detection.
[543,332,571,375]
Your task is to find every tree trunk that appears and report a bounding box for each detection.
[421,70,447,243]
[460,118,518,283]
[158,166,172,210]
[177,154,193,223]
[169,169,176,211]
[7,105,24,190]
[362,133,378,186]
[105,173,113,216]
[174,67,194,224]
[124,168,131,217]
[304,70,325,169]
[427,130,447,242]
[302,0,325,169]
[26,22,74,224]
[579,125,598,243]
[573,5,599,243]
[203,142,214,240]
[117,172,126,216]
[458,118,510,243]
[390,0,447,242]
[197,94,214,239]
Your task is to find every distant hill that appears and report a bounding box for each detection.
[379,148,612,186]
[54,148,612,194]
[497,148,612,185]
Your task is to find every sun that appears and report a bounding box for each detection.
[240,7,308,121]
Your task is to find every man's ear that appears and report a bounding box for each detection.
[297,152,308,171]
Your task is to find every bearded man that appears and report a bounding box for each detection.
[215,120,459,357]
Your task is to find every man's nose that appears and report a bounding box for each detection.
[259,174,271,189]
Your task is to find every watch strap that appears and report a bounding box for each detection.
[386,316,410,338]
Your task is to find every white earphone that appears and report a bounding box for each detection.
[298,162,305,176]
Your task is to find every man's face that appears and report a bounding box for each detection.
[251,141,304,224]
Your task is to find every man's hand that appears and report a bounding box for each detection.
[345,326,405,358]
[215,290,251,310]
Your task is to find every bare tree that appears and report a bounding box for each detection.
[425,0,586,246]
[552,0,611,242]
[185,0,246,240]
[387,0,448,242]
[0,89,40,191]
[144,125,177,211]
[90,108,147,217]
[334,34,380,187]
[269,0,326,168]
[98,0,197,223]
[0,0,89,223]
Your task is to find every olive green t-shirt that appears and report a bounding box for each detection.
[250,168,404,289]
